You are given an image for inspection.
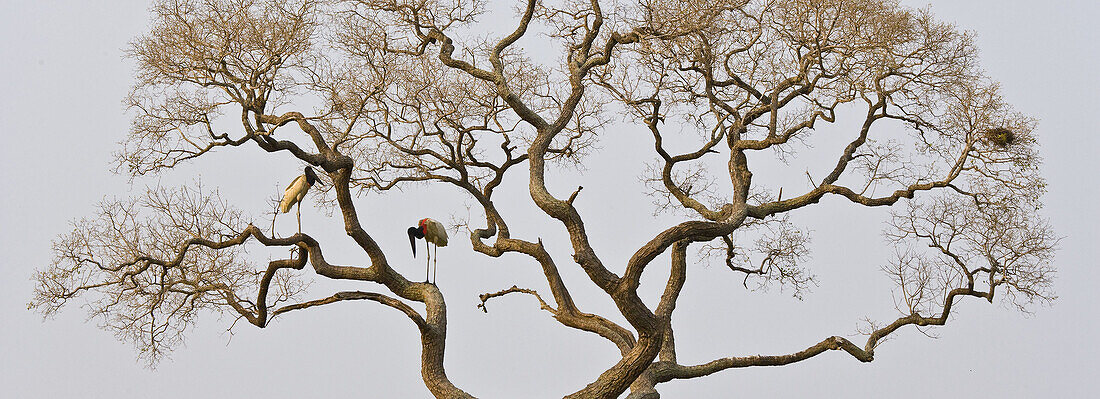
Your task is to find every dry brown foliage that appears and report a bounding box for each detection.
[32,0,1057,397]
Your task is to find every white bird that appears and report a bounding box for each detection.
[407,218,448,284]
[277,166,318,234]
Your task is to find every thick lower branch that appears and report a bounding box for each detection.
[565,331,664,399]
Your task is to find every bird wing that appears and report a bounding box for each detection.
[427,219,449,246]
[285,174,305,192]
[279,174,307,213]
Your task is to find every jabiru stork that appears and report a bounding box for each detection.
[277,166,318,234]
[408,218,448,284]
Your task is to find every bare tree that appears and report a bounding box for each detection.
[31,0,1057,398]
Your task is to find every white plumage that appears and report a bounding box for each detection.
[274,167,318,235]
[421,218,448,247]
[408,218,448,284]
[279,174,312,214]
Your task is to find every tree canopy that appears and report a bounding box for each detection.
[32,0,1056,397]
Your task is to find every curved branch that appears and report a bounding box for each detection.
[651,336,871,383]
[257,111,335,154]
[274,290,428,331]
[477,285,553,314]
[472,237,637,354]
[649,282,997,386]
[621,217,743,293]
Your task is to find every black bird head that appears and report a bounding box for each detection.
[407,226,425,257]
[304,166,318,186]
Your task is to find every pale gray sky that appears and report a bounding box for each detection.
[2,0,1097,398]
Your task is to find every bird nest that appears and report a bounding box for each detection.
[983,127,1016,148]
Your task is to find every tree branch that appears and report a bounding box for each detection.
[274,290,428,331]
[477,285,553,314]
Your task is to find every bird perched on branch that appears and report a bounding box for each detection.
[408,218,448,284]
[277,166,318,234]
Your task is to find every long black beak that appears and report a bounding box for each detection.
[407,227,422,257]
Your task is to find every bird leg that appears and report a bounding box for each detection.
[432,244,438,284]
[296,202,302,234]
[425,242,431,284]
